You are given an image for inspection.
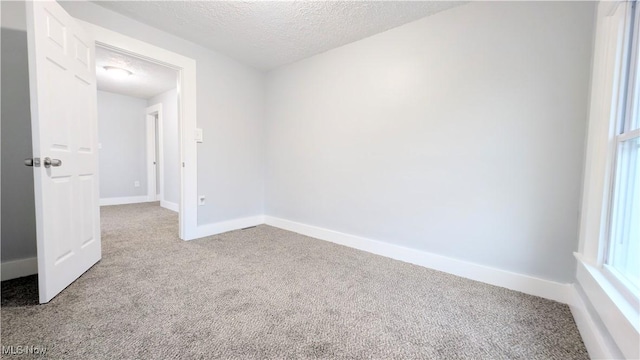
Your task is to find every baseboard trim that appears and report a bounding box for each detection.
[264,216,573,304]
[569,284,623,359]
[161,200,179,212]
[1,257,38,281]
[100,196,150,206]
[190,215,265,240]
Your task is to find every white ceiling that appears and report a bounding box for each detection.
[93,1,464,70]
[96,46,178,99]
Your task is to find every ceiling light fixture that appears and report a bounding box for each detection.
[103,66,132,79]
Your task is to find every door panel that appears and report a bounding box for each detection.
[26,0,101,304]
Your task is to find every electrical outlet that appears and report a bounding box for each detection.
[134,181,140,187]
[198,196,206,206]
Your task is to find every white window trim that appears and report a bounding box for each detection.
[575,1,640,359]
[602,264,639,310]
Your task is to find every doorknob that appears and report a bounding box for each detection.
[24,158,41,167]
[43,157,62,168]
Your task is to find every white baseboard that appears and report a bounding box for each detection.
[569,284,623,359]
[264,216,573,304]
[100,195,151,206]
[191,215,265,240]
[161,200,179,212]
[1,257,38,281]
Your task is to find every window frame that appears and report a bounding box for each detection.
[602,0,640,308]
[575,1,640,358]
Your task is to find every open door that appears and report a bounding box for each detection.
[25,0,101,303]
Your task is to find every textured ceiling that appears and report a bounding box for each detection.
[93,1,464,70]
[96,46,178,99]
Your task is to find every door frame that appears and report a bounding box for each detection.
[145,104,163,202]
[81,20,197,240]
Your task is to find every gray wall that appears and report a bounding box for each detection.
[265,1,595,283]
[148,89,180,205]
[97,91,148,199]
[1,0,596,284]
[1,1,37,262]
[61,1,266,225]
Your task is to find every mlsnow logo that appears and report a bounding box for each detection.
[2,345,47,356]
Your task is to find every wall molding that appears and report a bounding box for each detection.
[264,216,573,304]
[99,196,151,206]
[192,215,265,240]
[1,257,38,281]
[3,213,574,306]
[161,200,179,213]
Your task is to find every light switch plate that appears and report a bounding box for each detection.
[195,128,203,143]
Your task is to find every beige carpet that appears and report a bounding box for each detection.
[1,202,587,359]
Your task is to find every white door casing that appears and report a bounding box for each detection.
[79,20,198,240]
[26,0,101,303]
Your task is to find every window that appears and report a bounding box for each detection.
[606,1,640,297]
[575,2,640,357]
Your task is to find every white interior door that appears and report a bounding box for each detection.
[26,0,101,304]
[146,113,158,201]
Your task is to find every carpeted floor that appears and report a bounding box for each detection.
[1,202,588,359]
